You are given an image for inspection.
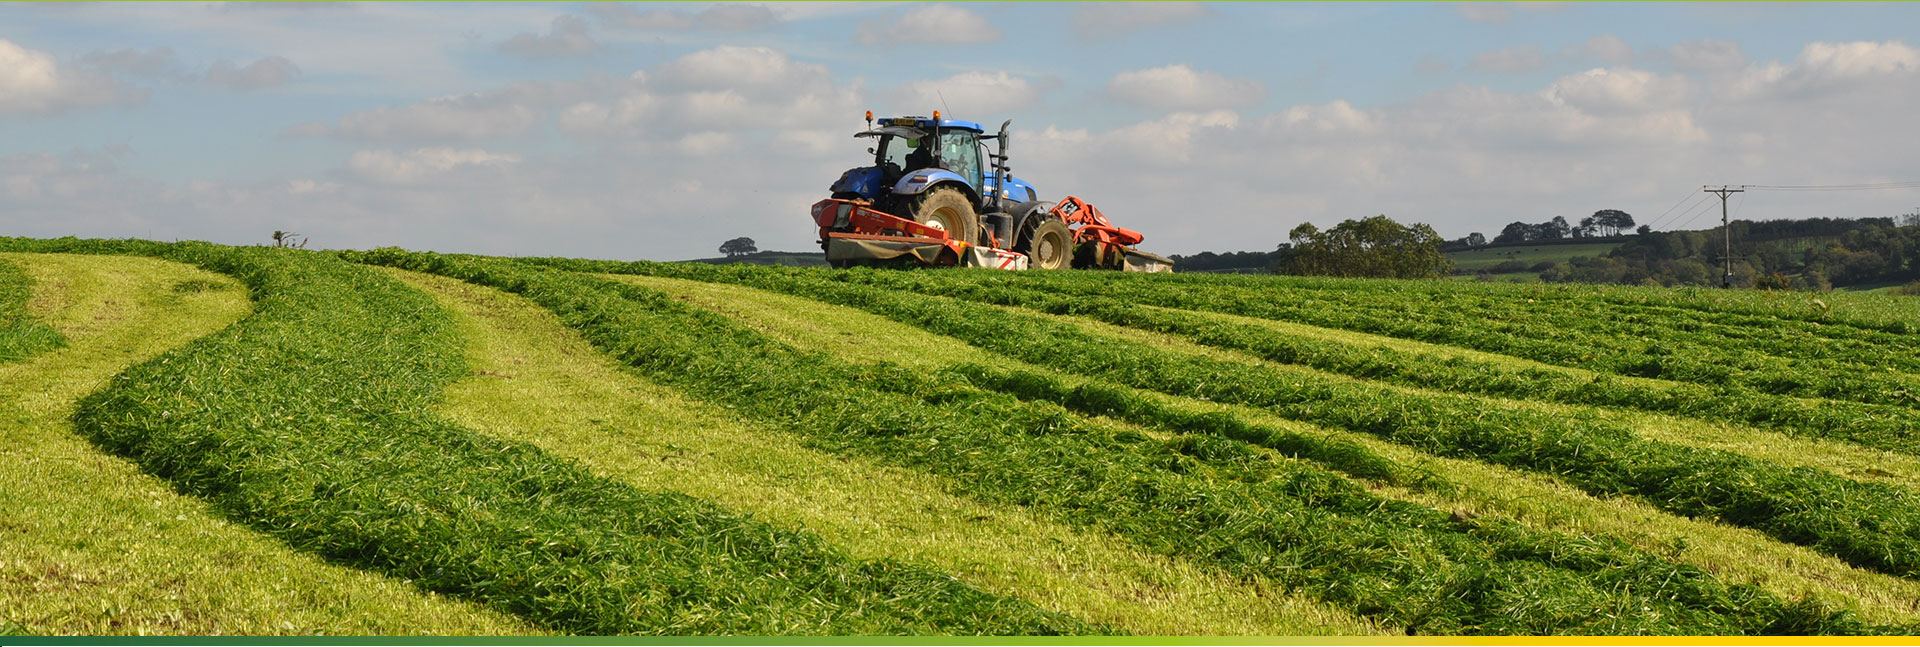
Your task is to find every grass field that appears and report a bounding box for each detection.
[4,237,1920,636]
[1447,242,1621,273]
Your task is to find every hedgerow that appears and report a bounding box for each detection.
[0,237,1093,636]
[0,257,64,363]
[367,249,1896,635]
[541,260,1920,584]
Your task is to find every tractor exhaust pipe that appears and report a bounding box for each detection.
[995,119,1011,213]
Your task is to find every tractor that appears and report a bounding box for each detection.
[809,111,1172,272]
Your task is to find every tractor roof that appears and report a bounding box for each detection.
[870,115,986,133]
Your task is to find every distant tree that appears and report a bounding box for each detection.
[1901,208,1920,228]
[1544,216,1571,240]
[1576,216,1598,238]
[1280,215,1452,279]
[1494,221,1532,245]
[1468,232,1487,247]
[1636,224,1652,236]
[719,237,758,257]
[1592,209,1634,236]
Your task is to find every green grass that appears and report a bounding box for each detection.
[1447,242,1620,272]
[363,250,1903,635]
[0,252,535,635]
[595,264,1920,584]
[0,257,64,363]
[0,238,1092,636]
[388,267,1383,636]
[599,270,1920,625]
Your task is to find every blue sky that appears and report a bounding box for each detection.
[2,1,1917,259]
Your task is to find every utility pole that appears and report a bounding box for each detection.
[1704,185,1745,287]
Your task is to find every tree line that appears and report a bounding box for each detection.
[1540,215,1920,289]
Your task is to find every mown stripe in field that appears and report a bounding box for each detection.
[0,256,64,364]
[390,267,1384,636]
[2,240,1093,636]
[597,269,1920,626]
[981,272,1920,410]
[1086,302,1920,490]
[0,253,536,636]
[449,254,1891,634]
[884,274,1920,453]
[620,265,1920,585]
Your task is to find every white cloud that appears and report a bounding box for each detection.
[589,3,778,31]
[1106,64,1263,110]
[1582,35,1635,65]
[499,15,597,58]
[857,4,1001,46]
[1072,2,1210,39]
[205,56,300,89]
[287,179,341,194]
[890,71,1049,115]
[347,147,519,184]
[317,83,553,141]
[1729,40,1919,99]
[1467,44,1545,74]
[1542,67,1690,115]
[0,38,145,115]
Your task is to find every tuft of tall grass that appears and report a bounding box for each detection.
[0,257,65,363]
[0,237,1096,636]
[363,249,1903,636]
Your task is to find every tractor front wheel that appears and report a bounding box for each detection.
[1020,217,1073,270]
[911,187,979,246]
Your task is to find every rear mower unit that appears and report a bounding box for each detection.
[811,111,1171,273]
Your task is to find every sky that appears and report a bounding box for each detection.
[2,1,1917,260]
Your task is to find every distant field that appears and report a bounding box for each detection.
[1447,242,1621,272]
[6,236,1920,636]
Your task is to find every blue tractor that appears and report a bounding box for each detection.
[815,111,1077,269]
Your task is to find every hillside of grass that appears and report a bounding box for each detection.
[1447,242,1623,273]
[7,236,1920,636]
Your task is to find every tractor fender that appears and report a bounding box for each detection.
[1008,200,1058,243]
[892,169,979,203]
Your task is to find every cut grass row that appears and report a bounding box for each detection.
[0,239,1090,636]
[957,271,1920,408]
[861,278,1920,457]
[365,249,1890,635]
[0,257,64,363]
[559,261,1920,584]
[388,267,1383,636]
[0,252,534,635]
[605,271,1920,626]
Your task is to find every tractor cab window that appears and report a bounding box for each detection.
[939,131,982,190]
[878,137,916,172]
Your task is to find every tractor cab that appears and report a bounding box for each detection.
[831,114,1037,213]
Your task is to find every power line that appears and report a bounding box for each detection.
[1645,189,1710,231]
[1742,180,1920,192]
[1668,194,1721,230]
[1648,192,1711,231]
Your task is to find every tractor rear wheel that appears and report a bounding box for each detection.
[911,187,979,246]
[1020,217,1073,270]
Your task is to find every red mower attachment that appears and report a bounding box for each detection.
[813,198,1028,269]
[1050,196,1174,272]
